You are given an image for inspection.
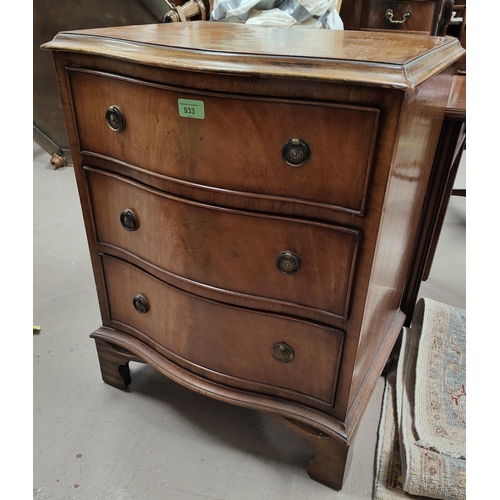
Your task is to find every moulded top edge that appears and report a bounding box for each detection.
[41,22,465,91]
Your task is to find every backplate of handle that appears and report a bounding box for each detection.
[133,294,149,314]
[276,251,301,275]
[106,105,126,132]
[282,138,310,167]
[271,343,294,363]
[120,209,138,231]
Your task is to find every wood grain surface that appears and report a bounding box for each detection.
[70,68,379,215]
[86,167,360,320]
[102,254,345,406]
[42,22,464,90]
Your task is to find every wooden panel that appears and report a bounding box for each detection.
[70,69,379,215]
[362,1,436,32]
[401,76,466,323]
[349,70,452,408]
[42,23,464,90]
[102,254,345,405]
[86,168,360,320]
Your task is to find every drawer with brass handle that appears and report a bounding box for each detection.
[86,167,360,321]
[102,254,345,407]
[69,68,379,216]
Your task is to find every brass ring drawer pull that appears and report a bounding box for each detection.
[272,343,294,363]
[106,105,126,132]
[120,209,138,231]
[276,251,301,275]
[133,294,149,314]
[385,8,411,24]
[282,138,310,167]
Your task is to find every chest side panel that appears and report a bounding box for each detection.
[347,69,454,414]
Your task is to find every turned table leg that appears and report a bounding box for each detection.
[275,416,352,490]
[94,339,143,390]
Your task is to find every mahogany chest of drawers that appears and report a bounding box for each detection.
[42,23,463,490]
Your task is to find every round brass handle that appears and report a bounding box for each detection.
[272,343,294,363]
[282,138,310,167]
[276,251,301,275]
[120,209,138,231]
[385,8,411,24]
[133,294,149,314]
[106,105,126,132]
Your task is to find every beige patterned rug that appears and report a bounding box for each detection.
[374,298,466,500]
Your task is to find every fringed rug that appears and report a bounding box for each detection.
[374,298,466,500]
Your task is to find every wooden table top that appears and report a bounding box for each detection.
[42,22,465,91]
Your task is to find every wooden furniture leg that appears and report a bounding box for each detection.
[421,133,465,280]
[96,332,353,488]
[94,339,144,390]
[274,416,352,490]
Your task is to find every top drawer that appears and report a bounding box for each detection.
[68,69,379,215]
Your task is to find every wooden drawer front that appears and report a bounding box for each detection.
[102,255,344,405]
[87,168,360,320]
[362,1,436,32]
[70,69,379,215]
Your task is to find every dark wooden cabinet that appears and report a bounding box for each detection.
[341,0,454,34]
[42,23,463,490]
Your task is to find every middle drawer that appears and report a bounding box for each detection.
[86,167,360,320]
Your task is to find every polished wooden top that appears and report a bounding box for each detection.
[42,22,464,90]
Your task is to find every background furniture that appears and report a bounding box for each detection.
[424,75,466,277]
[340,0,454,35]
[42,23,463,490]
[33,0,161,165]
[446,0,466,73]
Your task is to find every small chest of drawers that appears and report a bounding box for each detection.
[42,23,463,490]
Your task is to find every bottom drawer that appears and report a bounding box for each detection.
[101,254,344,406]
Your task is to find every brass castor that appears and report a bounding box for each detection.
[50,152,67,169]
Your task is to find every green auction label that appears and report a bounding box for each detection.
[178,99,205,119]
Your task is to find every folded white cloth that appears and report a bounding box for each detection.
[211,0,343,29]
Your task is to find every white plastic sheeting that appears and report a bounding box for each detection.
[211,0,343,30]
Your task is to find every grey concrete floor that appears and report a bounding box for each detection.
[33,142,465,500]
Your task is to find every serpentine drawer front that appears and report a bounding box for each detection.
[43,23,464,491]
[70,68,379,215]
[86,167,360,321]
[102,254,345,407]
